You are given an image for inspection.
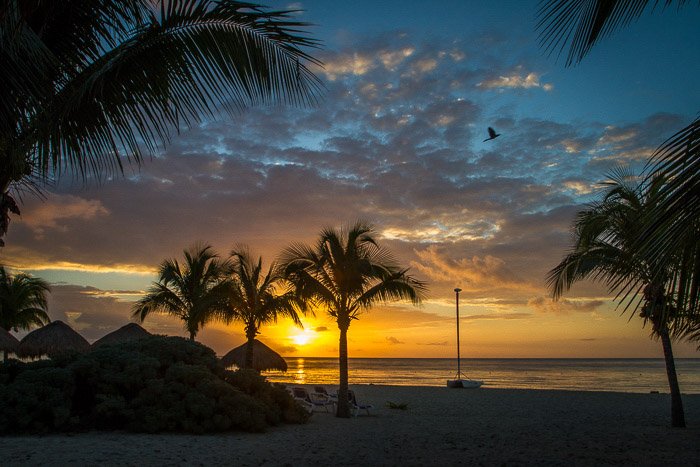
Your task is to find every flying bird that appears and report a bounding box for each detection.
[483,127,501,142]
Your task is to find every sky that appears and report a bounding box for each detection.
[3,1,700,359]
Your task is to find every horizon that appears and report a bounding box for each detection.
[4,0,700,359]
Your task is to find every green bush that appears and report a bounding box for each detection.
[226,369,311,425]
[0,335,307,434]
[0,366,76,433]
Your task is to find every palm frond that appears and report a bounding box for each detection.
[639,117,700,317]
[536,0,688,66]
[0,266,51,332]
[4,0,324,188]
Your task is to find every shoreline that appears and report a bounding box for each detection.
[1,385,699,465]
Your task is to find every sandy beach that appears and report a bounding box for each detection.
[1,385,699,466]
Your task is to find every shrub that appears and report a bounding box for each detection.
[226,369,311,425]
[0,366,76,433]
[0,335,307,434]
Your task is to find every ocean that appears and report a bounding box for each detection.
[262,358,700,394]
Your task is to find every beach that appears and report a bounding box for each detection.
[1,385,699,466]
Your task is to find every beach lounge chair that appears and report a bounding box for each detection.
[292,387,334,412]
[347,389,373,416]
[314,386,338,404]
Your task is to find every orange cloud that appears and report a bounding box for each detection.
[528,296,606,315]
[411,245,529,293]
[21,194,109,236]
[478,70,553,91]
[322,52,376,80]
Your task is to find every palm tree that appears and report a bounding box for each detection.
[547,170,687,427]
[0,265,50,359]
[1,0,323,246]
[536,0,700,326]
[133,244,231,341]
[281,222,426,418]
[222,246,304,370]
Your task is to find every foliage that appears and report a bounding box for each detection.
[0,365,76,433]
[0,335,308,434]
[281,221,426,417]
[225,369,311,424]
[0,265,50,332]
[0,0,323,245]
[536,0,700,339]
[547,169,687,427]
[536,0,694,67]
[133,244,232,340]
[223,246,305,369]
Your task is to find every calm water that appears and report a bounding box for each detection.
[262,358,700,394]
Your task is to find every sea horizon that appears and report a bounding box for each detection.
[261,357,700,394]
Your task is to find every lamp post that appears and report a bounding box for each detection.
[455,287,461,377]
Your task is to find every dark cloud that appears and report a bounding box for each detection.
[315,326,329,332]
[3,28,691,351]
[278,345,298,354]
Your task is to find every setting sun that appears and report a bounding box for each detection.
[292,331,313,346]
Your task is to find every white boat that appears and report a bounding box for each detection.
[447,288,483,389]
[447,378,483,389]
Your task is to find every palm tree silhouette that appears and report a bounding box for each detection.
[547,169,687,427]
[537,0,700,328]
[281,221,426,418]
[0,0,324,245]
[0,265,50,359]
[133,244,231,341]
[223,246,305,370]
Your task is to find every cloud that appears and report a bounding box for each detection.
[411,245,528,292]
[528,296,606,315]
[386,336,405,345]
[418,341,448,346]
[278,345,298,354]
[322,52,376,80]
[462,312,532,321]
[562,180,596,195]
[42,284,142,341]
[477,70,553,91]
[2,28,685,358]
[378,47,415,70]
[315,326,329,332]
[20,194,109,238]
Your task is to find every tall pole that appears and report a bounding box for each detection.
[455,287,461,377]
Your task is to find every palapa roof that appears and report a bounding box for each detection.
[92,323,151,347]
[17,320,90,358]
[0,327,19,352]
[220,339,288,372]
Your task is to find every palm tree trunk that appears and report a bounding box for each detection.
[245,336,256,370]
[336,320,351,418]
[244,324,258,370]
[189,331,196,341]
[659,325,686,428]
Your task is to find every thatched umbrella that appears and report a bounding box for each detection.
[0,327,19,352]
[17,320,90,358]
[1,327,20,360]
[92,323,151,347]
[220,339,287,372]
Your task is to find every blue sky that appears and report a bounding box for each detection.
[4,1,700,358]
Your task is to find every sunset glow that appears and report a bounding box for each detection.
[4,1,699,361]
[292,331,313,346]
